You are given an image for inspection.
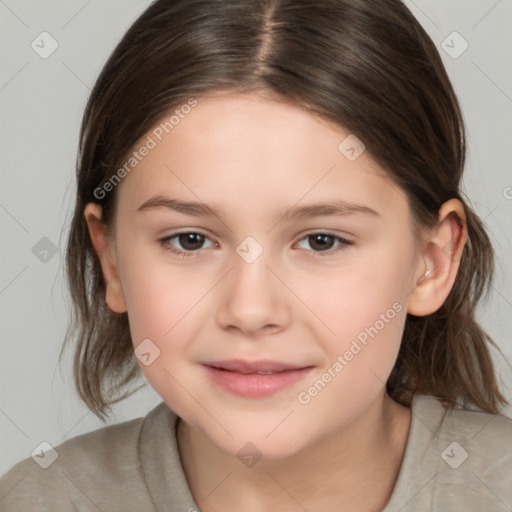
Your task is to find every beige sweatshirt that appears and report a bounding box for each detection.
[1,394,511,511]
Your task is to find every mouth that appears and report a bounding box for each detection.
[202,359,314,398]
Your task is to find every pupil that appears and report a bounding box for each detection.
[180,233,204,250]
[310,234,333,251]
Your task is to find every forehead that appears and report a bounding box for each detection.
[116,92,407,221]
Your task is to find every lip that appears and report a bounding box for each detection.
[202,359,314,398]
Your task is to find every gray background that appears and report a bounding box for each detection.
[1,0,511,474]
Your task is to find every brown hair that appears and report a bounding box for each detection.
[63,0,508,420]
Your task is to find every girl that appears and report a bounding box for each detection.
[1,0,511,510]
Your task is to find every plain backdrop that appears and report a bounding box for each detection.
[1,0,511,474]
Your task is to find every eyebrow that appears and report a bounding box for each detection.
[136,195,380,220]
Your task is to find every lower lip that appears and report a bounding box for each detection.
[203,365,313,398]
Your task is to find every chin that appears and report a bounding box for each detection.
[206,419,313,462]
[224,436,304,462]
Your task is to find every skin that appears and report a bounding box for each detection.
[85,91,467,511]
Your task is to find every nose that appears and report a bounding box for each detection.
[216,248,291,338]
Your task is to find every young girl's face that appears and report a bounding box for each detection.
[103,91,425,458]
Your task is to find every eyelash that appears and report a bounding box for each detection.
[158,231,353,258]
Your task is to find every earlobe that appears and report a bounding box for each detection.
[407,199,467,316]
[84,203,127,314]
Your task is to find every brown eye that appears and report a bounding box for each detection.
[296,232,353,255]
[177,232,205,251]
[307,234,335,251]
[159,231,216,257]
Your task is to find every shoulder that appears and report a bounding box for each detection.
[395,394,512,511]
[0,402,171,511]
[440,398,512,481]
[419,394,512,467]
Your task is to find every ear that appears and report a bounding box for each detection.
[407,199,467,316]
[84,203,127,313]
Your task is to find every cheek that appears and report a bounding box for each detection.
[294,267,408,435]
[300,239,413,394]
[117,239,208,339]
[115,244,208,383]
[119,253,212,413]
[308,244,412,342]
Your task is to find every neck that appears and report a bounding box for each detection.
[177,392,411,512]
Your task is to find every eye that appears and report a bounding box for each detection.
[159,231,216,258]
[295,232,353,255]
[158,231,353,259]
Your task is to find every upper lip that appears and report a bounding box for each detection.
[203,359,311,373]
